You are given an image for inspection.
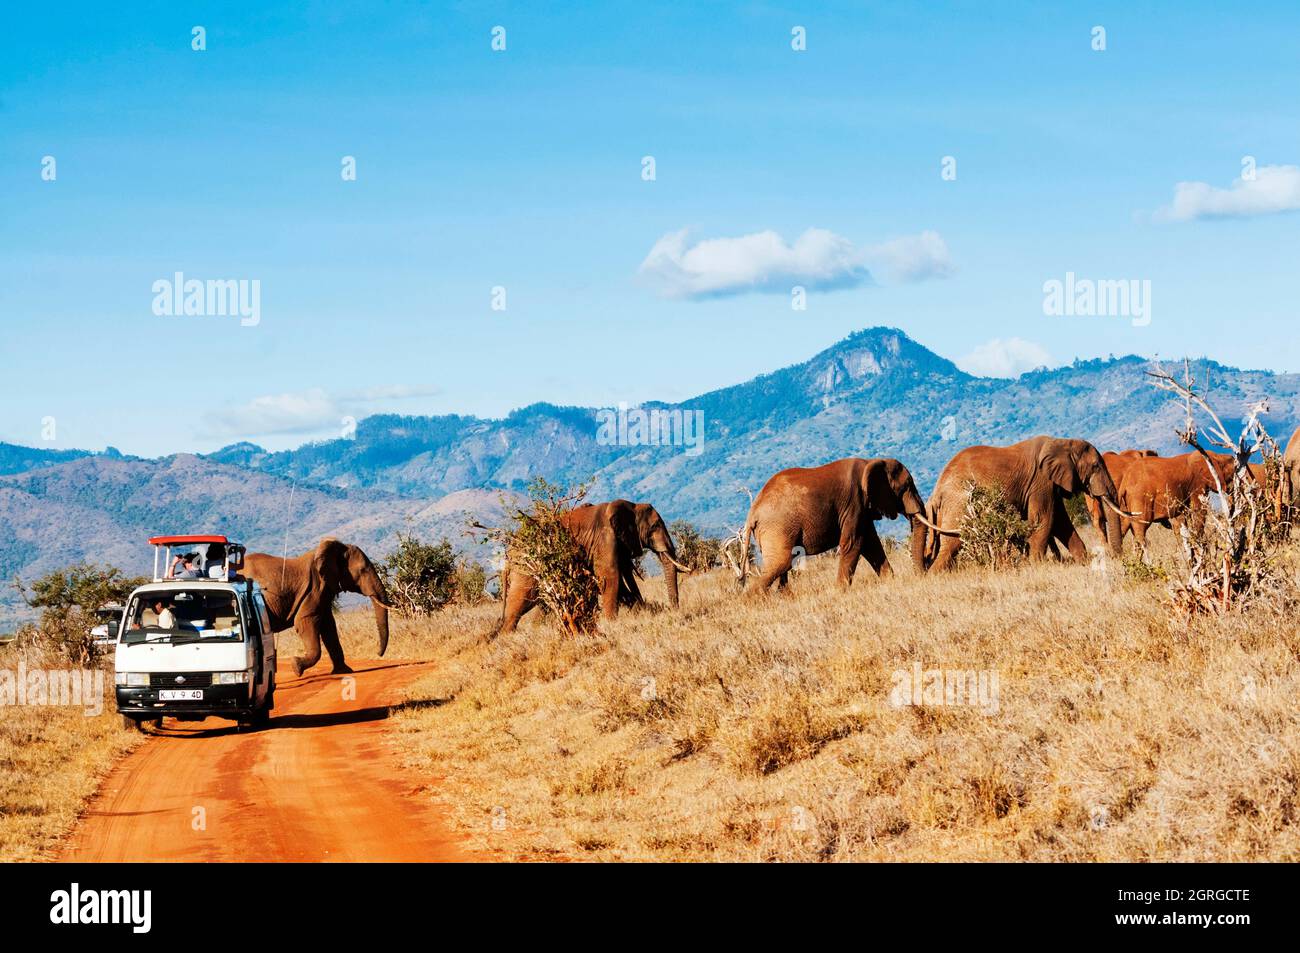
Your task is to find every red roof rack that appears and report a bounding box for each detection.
[148,535,230,545]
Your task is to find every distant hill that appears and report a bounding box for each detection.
[3,327,1297,613]
[0,442,96,476]
[203,327,1300,528]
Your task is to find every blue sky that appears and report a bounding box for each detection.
[2,1,1298,457]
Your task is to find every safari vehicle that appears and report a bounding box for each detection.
[90,603,125,649]
[112,535,277,731]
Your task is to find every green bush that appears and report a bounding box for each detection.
[380,534,459,615]
[453,560,488,604]
[957,482,1035,569]
[15,563,147,664]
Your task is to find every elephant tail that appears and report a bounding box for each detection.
[739,513,755,585]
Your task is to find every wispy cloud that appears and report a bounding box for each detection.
[956,338,1054,378]
[637,227,951,300]
[862,231,955,283]
[201,385,440,440]
[1153,164,1300,222]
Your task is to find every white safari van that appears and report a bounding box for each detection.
[112,535,276,731]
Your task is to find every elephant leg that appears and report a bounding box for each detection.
[836,532,863,587]
[931,533,961,572]
[291,615,324,676]
[1133,519,1151,562]
[317,613,352,674]
[596,556,621,619]
[1051,497,1088,562]
[498,568,538,634]
[1027,500,1054,560]
[754,537,794,594]
[860,524,892,579]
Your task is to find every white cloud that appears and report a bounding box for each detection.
[637,227,951,300]
[201,385,441,439]
[956,338,1054,378]
[1153,164,1300,222]
[861,231,954,283]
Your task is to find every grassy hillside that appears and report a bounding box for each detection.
[365,527,1300,862]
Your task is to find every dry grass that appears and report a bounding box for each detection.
[0,646,143,861]
[351,526,1300,862]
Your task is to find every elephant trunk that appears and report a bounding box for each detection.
[656,550,680,609]
[1087,470,1124,557]
[901,487,928,574]
[648,527,681,608]
[356,563,390,657]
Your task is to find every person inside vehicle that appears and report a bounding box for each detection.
[169,553,202,579]
[151,597,175,629]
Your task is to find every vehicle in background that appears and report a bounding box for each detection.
[90,603,125,649]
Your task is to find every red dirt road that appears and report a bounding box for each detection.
[60,660,471,862]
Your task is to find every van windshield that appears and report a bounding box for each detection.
[121,589,244,644]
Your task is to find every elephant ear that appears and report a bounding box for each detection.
[311,538,349,597]
[862,459,900,520]
[632,503,657,547]
[608,502,644,558]
[1038,442,1081,493]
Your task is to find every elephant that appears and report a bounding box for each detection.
[243,538,390,676]
[1282,425,1300,515]
[1104,450,1238,555]
[921,436,1125,572]
[738,457,941,592]
[1084,450,1158,541]
[498,500,689,634]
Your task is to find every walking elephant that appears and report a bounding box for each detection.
[739,456,940,592]
[244,538,390,676]
[921,436,1125,572]
[498,500,689,634]
[1084,450,1158,541]
[1105,450,1237,555]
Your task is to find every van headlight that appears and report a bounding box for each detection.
[213,671,252,685]
[115,672,149,687]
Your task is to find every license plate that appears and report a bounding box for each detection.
[159,689,204,701]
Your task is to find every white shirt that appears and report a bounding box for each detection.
[157,608,176,628]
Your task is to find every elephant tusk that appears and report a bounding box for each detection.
[664,555,694,574]
[911,512,961,537]
[1100,496,1146,521]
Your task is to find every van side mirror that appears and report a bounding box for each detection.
[107,620,120,640]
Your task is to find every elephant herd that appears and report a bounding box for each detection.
[238,427,1300,672]
[498,428,1300,632]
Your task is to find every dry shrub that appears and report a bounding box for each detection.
[482,478,599,635]
[957,482,1034,569]
[669,520,723,572]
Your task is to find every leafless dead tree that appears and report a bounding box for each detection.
[1146,360,1287,614]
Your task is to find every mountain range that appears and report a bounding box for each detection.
[3,327,1297,620]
